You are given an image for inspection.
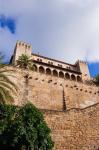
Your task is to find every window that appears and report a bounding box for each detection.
[48,61,53,65]
[58,64,62,67]
[39,66,45,73]
[77,76,82,82]
[65,73,70,80]
[37,58,42,62]
[53,70,58,77]
[32,64,37,72]
[66,66,71,69]
[46,68,51,75]
[59,71,64,78]
[71,74,76,81]
[40,59,42,62]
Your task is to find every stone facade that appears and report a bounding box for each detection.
[44,103,99,150]
[9,41,99,150]
[10,67,99,110]
[11,41,90,82]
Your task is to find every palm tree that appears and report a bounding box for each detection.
[17,54,32,69]
[0,54,17,104]
[17,54,35,104]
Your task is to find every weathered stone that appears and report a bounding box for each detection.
[6,41,99,150]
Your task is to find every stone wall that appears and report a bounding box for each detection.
[9,67,99,110]
[44,103,99,150]
[6,66,99,150]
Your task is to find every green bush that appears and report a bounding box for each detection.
[95,74,99,86]
[0,103,54,150]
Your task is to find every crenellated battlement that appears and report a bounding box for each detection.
[75,60,87,64]
[16,41,32,49]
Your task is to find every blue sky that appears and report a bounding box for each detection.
[88,63,99,77]
[0,0,99,77]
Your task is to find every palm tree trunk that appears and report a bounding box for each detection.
[22,71,29,105]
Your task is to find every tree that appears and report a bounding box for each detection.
[17,54,36,103]
[17,54,37,71]
[17,54,33,70]
[0,53,17,104]
[95,74,99,86]
[0,103,54,150]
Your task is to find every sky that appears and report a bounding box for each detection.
[0,0,99,77]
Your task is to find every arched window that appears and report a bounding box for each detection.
[39,66,45,73]
[32,64,37,72]
[53,70,58,77]
[65,73,70,80]
[46,68,51,75]
[59,71,64,78]
[77,76,82,82]
[71,74,76,81]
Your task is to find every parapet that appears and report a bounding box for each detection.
[16,41,32,50]
[75,60,87,65]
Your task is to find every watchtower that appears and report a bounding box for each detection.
[11,41,32,65]
[76,60,90,81]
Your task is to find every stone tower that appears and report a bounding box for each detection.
[12,41,32,65]
[75,60,90,81]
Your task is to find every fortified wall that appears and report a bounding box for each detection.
[44,103,99,150]
[11,41,99,110]
[9,41,99,150]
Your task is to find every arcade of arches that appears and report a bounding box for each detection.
[33,65,82,82]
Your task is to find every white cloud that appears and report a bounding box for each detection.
[0,0,99,63]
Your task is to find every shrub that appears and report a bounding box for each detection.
[95,74,99,86]
[0,103,54,150]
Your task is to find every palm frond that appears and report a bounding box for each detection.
[0,81,17,95]
[0,87,14,104]
[0,53,16,104]
[0,90,6,104]
[0,68,14,73]
[17,54,32,69]
[0,73,18,91]
[0,53,18,104]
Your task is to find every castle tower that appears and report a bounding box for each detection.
[11,41,32,65]
[76,60,90,81]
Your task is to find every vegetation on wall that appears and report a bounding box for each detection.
[17,54,35,70]
[94,74,99,86]
[0,103,54,150]
[17,54,37,72]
